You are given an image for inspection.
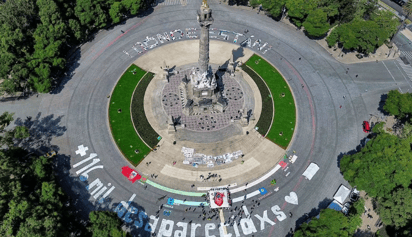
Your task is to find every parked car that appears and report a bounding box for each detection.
[350,188,360,202]
[392,0,407,6]
[342,202,351,215]
[363,121,371,133]
[121,166,142,183]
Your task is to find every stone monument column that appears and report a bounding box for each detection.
[197,0,214,74]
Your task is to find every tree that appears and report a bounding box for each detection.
[88,211,129,237]
[285,0,318,27]
[340,131,412,198]
[122,0,142,15]
[294,208,360,237]
[0,112,29,148]
[109,1,125,24]
[303,9,330,37]
[261,0,286,18]
[383,90,412,118]
[377,187,412,228]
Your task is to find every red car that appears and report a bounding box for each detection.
[122,166,142,183]
[363,121,371,133]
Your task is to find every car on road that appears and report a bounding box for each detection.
[363,121,371,133]
[121,166,142,183]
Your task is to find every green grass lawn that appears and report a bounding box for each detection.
[109,65,157,165]
[245,54,296,148]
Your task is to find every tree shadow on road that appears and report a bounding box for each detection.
[289,198,333,236]
[377,94,389,116]
[14,112,66,154]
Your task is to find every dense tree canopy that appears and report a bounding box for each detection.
[383,90,412,118]
[294,206,363,237]
[0,0,148,95]
[88,211,130,237]
[340,91,412,235]
[257,0,399,54]
[0,112,129,236]
[340,129,412,198]
[302,8,330,37]
[377,187,412,228]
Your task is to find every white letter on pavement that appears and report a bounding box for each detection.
[240,218,257,235]
[205,223,216,237]
[233,222,241,237]
[158,219,174,237]
[146,215,159,233]
[191,223,201,237]
[271,205,287,222]
[219,223,232,237]
[254,210,275,230]
[174,222,188,237]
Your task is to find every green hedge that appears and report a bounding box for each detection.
[109,65,157,165]
[240,64,274,136]
[244,54,296,148]
[131,72,159,147]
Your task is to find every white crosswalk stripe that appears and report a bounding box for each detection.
[156,0,187,6]
[401,51,412,62]
[396,53,412,80]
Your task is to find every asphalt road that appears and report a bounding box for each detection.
[2,1,412,236]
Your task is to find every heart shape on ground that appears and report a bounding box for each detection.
[285,192,298,205]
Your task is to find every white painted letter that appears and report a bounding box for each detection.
[73,153,97,168]
[233,222,241,237]
[205,223,216,237]
[86,178,103,195]
[191,223,201,237]
[254,210,275,230]
[240,218,257,235]
[174,222,188,237]
[146,215,159,233]
[271,205,287,222]
[158,219,174,237]
[219,223,232,237]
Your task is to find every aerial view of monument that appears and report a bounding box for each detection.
[0,0,410,236]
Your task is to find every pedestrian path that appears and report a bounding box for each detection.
[396,55,412,80]
[155,0,187,6]
[145,180,206,197]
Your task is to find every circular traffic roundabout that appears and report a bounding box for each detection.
[62,1,367,236]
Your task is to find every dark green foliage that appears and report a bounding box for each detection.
[294,208,362,236]
[109,65,156,165]
[341,132,412,198]
[258,0,398,54]
[0,113,78,236]
[285,0,317,27]
[326,11,399,54]
[340,117,412,234]
[240,64,273,136]
[88,211,130,237]
[131,72,159,148]
[303,8,330,37]
[383,90,412,118]
[377,187,412,228]
[0,0,147,95]
[261,0,286,18]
